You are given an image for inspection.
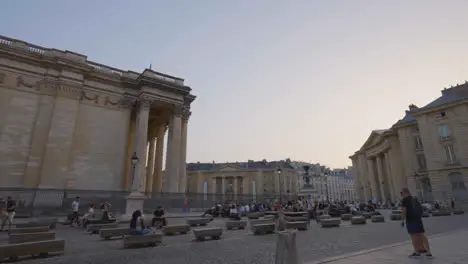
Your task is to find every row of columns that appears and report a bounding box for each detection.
[131,99,191,194]
[213,176,243,195]
[366,152,398,203]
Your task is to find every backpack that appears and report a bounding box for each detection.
[408,197,423,218]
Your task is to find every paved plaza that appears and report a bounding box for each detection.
[3,212,468,264]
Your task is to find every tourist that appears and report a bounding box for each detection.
[71,196,81,227]
[401,188,432,258]
[100,201,112,221]
[229,205,240,220]
[0,196,16,231]
[152,206,167,227]
[130,210,152,235]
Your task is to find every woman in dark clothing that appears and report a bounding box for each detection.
[129,210,152,235]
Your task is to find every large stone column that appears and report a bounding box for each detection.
[145,138,156,194]
[375,155,387,202]
[384,152,396,201]
[152,125,165,194]
[124,98,150,216]
[233,176,239,200]
[165,105,183,193]
[178,107,190,193]
[367,158,379,201]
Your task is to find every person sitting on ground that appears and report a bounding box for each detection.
[152,206,167,227]
[129,210,152,235]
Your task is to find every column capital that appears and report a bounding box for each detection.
[139,98,152,110]
[182,106,191,122]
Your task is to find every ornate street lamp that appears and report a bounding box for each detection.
[131,152,139,186]
[277,167,282,205]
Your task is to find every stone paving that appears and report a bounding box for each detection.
[2,213,468,264]
[306,228,468,264]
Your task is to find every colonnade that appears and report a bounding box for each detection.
[129,99,191,194]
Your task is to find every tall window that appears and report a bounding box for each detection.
[414,135,423,150]
[449,172,468,201]
[438,125,451,140]
[416,154,427,170]
[444,144,457,164]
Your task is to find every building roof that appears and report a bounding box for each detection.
[186,160,294,172]
[393,110,416,126]
[418,82,468,111]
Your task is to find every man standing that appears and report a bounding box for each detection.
[71,196,80,227]
[401,188,432,258]
[1,196,16,231]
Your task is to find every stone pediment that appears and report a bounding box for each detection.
[361,132,382,150]
[218,164,244,172]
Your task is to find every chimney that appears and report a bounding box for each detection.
[408,104,418,111]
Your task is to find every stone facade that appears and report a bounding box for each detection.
[0,35,196,193]
[350,83,468,206]
[186,161,299,202]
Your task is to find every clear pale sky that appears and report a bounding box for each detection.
[1,1,468,168]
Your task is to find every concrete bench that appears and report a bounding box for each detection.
[9,227,50,235]
[341,214,352,221]
[0,239,65,261]
[390,214,402,220]
[391,210,402,214]
[193,227,223,241]
[422,212,430,217]
[318,214,331,222]
[251,223,276,235]
[9,231,56,244]
[264,215,276,221]
[86,219,117,225]
[453,209,464,215]
[284,216,309,223]
[264,211,278,216]
[187,218,211,227]
[371,215,385,223]
[162,224,190,235]
[87,223,119,234]
[432,210,451,216]
[15,220,56,230]
[123,233,163,248]
[285,221,308,231]
[249,219,274,227]
[247,212,264,219]
[226,220,247,230]
[321,219,341,228]
[362,212,373,219]
[284,212,308,217]
[350,216,366,225]
[99,227,130,240]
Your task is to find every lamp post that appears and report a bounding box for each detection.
[324,172,329,201]
[277,167,282,205]
[131,152,139,189]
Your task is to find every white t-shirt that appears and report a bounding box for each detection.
[72,201,79,212]
[230,208,238,214]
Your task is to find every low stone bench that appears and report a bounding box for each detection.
[285,221,308,231]
[163,224,190,235]
[226,220,247,230]
[392,210,402,214]
[264,215,276,221]
[15,220,56,230]
[362,212,373,219]
[100,227,130,240]
[390,214,402,220]
[341,214,352,221]
[284,216,309,223]
[318,214,331,222]
[187,218,211,227]
[453,209,465,215]
[284,212,308,217]
[249,219,274,226]
[350,216,366,225]
[371,215,385,223]
[87,223,119,234]
[9,231,55,244]
[422,212,430,217]
[86,219,117,225]
[251,223,275,235]
[247,212,264,219]
[432,210,451,216]
[193,227,223,241]
[264,211,278,216]
[123,233,163,248]
[9,227,50,235]
[321,219,341,228]
[0,239,65,261]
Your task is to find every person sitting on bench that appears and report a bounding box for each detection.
[129,210,152,235]
[152,206,167,227]
[229,205,240,220]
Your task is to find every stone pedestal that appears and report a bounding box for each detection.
[275,230,299,264]
[120,191,146,221]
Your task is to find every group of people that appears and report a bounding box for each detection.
[69,196,114,227]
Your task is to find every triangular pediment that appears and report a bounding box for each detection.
[218,164,244,172]
[361,132,382,150]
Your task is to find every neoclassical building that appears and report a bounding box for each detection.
[186,160,299,202]
[0,35,195,194]
[351,83,468,205]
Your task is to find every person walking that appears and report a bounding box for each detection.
[0,196,16,231]
[401,188,432,258]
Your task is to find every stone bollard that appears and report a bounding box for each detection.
[275,230,299,264]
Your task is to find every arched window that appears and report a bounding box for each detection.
[448,172,468,201]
